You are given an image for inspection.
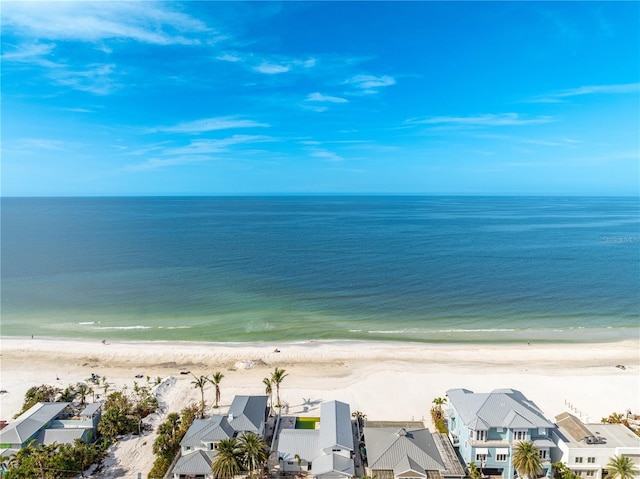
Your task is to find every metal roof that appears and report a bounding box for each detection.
[277,429,320,462]
[364,427,445,473]
[0,402,70,446]
[180,416,235,447]
[38,428,86,445]
[172,449,215,475]
[318,400,353,452]
[228,395,268,433]
[312,452,355,477]
[80,403,101,417]
[446,389,553,430]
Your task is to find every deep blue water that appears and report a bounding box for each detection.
[1,196,638,343]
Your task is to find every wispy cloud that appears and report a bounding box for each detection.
[2,1,211,45]
[405,113,555,127]
[307,147,343,162]
[50,63,120,95]
[124,135,274,171]
[345,74,396,94]
[253,62,291,74]
[149,117,270,134]
[527,83,640,103]
[306,92,348,103]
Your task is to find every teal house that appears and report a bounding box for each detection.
[446,389,556,479]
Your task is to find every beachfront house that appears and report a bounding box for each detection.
[551,412,640,479]
[446,388,556,479]
[172,395,269,479]
[0,402,102,458]
[277,400,355,479]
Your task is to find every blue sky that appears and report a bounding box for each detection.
[1,1,638,196]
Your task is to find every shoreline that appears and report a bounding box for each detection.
[2,335,638,477]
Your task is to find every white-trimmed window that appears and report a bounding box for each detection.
[476,453,487,462]
[587,458,596,464]
[538,428,546,435]
[496,454,508,462]
[539,450,548,460]
[586,471,595,477]
[514,430,527,440]
[476,430,487,441]
[576,457,583,464]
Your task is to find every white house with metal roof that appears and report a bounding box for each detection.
[551,412,640,479]
[363,426,447,479]
[446,388,556,479]
[172,395,269,479]
[277,400,355,479]
[0,402,101,458]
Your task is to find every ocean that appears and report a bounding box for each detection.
[1,196,638,343]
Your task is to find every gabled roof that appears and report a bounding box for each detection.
[312,452,355,477]
[180,416,235,447]
[364,427,445,472]
[277,429,320,462]
[394,456,427,477]
[446,389,553,430]
[228,395,268,433]
[0,402,70,446]
[172,449,215,475]
[318,400,353,452]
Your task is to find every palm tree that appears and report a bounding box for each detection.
[432,397,447,411]
[606,455,639,479]
[210,371,224,408]
[238,432,269,478]
[512,441,542,479]
[191,374,208,418]
[271,367,288,408]
[212,437,242,479]
[76,382,90,405]
[294,453,303,477]
[468,461,482,479]
[263,378,273,413]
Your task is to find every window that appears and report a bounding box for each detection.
[587,458,596,464]
[576,458,583,464]
[538,428,546,435]
[496,454,508,462]
[476,454,487,462]
[476,430,487,441]
[586,472,595,477]
[497,427,504,433]
[539,450,548,460]
[514,430,527,440]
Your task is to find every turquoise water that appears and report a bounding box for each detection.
[1,196,638,343]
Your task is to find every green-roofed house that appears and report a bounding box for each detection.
[0,402,102,458]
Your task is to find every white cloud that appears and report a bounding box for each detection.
[345,74,396,93]
[406,113,555,127]
[528,83,640,103]
[253,62,291,74]
[308,147,343,162]
[1,1,210,45]
[150,117,270,134]
[306,92,348,103]
[124,135,274,171]
[217,52,243,63]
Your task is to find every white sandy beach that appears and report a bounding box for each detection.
[1,337,639,478]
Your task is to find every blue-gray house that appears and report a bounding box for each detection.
[446,388,556,479]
